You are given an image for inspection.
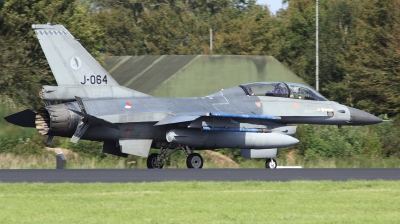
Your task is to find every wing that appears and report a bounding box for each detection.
[154,112,281,126]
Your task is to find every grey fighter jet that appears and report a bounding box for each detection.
[4,24,383,169]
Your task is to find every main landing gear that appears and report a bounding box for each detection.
[146,145,203,169]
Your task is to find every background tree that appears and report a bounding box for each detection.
[330,0,400,115]
[0,0,104,108]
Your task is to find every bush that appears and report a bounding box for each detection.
[292,115,398,160]
[60,139,104,158]
[0,134,46,155]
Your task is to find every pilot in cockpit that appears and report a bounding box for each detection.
[289,86,298,99]
[272,84,288,97]
[247,87,254,96]
[290,86,314,100]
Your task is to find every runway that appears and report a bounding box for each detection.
[0,169,399,183]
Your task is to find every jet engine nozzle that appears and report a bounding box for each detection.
[35,104,80,137]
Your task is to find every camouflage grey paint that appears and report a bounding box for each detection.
[4,24,383,159]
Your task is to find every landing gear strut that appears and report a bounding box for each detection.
[146,144,204,169]
[181,146,203,169]
[265,158,277,169]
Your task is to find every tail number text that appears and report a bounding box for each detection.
[80,75,108,85]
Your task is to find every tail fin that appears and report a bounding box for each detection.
[33,24,118,86]
[33,24,150,100]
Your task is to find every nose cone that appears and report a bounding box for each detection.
[347,107,383,125]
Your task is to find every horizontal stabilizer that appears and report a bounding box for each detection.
[4,109,36,128]
[154,115,200,126]
[69,109,119,130]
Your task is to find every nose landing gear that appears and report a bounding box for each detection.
[186,153,203,169]
[265,158,277,169]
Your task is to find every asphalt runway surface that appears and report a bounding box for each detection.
[0,169,399,183]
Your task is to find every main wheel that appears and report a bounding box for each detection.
[265,158,277,169]
[186,153,203,169]
[147,153,164,169]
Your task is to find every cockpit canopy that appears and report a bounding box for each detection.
[240,82,327,101]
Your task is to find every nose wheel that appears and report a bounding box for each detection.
[265,158,277,169]
[186,153,203,169]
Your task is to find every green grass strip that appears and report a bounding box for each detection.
[0,181,399,223]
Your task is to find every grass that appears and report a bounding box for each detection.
[277,156,400,168]
[3,151,400,169]
[0,153,129,169]
[0,181,399,223]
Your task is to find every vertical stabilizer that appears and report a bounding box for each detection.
[33,24,150,99]
[32,24,118,86]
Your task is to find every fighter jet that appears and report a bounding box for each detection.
[4,24,383,169]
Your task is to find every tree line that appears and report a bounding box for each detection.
[1,0,399,116]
